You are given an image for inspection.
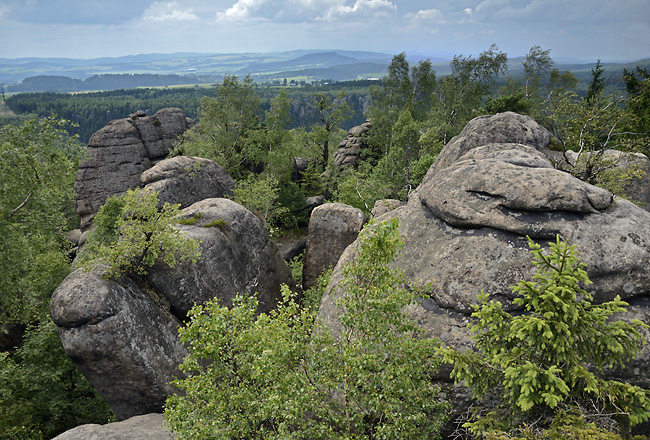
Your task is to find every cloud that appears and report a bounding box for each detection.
[143,2,199,22]
[329,0,397,19]
[215,0,396,23]
[405,8,446,25]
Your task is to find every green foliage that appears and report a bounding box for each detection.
[545,89,647,199]
[78,188,201,278]
[165,219,449,440]
[441,236,650,437]
[309,90,353,171]
[431,44,508,142]
[0,117,81,324]
[232,174,287,226]
[0,321,113,439]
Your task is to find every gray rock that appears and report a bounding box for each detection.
[317,112,650,430]
[75,108,194,231]
[50,266,187,420]
[146,198,294,317]
[559,149,650,211]
[51,413,175,440]
[306,194,325,209]
[333,122,371,169]
[303,203,366,291]
[370,199,403,218]
[141,156,235,209]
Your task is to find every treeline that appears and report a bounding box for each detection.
[5,85,370,144]
[5,73,216,93]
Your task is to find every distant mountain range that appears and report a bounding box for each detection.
[1,49,648,92]
[0,50,402,86]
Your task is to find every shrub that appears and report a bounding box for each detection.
[440,236,650,438]
[78,188,200,278]
[165,219,449,439]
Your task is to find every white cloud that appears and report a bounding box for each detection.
[144,1,199,23]
[0,5,9,17]
[331,0,397,17]
[215,0,396,23]
[404,8,446,30]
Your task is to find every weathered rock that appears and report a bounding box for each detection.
[303,203,366,291]
[291,157,314,182]
[141,156,235,209]
[318,112,650,432]
[306,194,325,209]
[559,149,650,211]
[371,199,403,218]
[51,413,175,440]
[333,122,371,169]
[50,266,187,420]
[276,236,307,262]
[75,108,194,231]
[424,111,552,179]
[146,198,294,317]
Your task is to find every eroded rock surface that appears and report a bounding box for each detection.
[333,122,371,169]
[303,203,366,291]
[318,112,650,431]
[75,108,194,230]
[146,198,294,318]
[50,266,187,420]
[141,156,236,209]
[52,413,175,440]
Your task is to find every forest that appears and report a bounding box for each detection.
[1,44,650,439]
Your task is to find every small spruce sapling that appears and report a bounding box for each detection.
[440,236,650,437]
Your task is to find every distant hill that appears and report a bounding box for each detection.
[2,50,648,93]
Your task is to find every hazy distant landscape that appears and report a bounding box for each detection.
[3,49,649,93]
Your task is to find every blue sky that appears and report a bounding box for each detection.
[0,0,648,62]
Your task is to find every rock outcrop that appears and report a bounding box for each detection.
[50,266,187,420]
[318,112,650,429]
[51,198,294,419]
[146,198,294,318]
[303,203,366,291]
[141,156,236,209]
[52,413,174,440]
[75,108,194,230]
[333,122,371,168]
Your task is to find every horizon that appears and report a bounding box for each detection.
[0,1,648,64]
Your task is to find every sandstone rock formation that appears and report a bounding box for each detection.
[52,197,294,419]
[141,156,236,209]
[303,203,366,291]
[50,266,187,420]
[74,108,194,230]
[318,112,650,430]
[333,122,371,168]
[146,198,294,317]
[52,413,174,440]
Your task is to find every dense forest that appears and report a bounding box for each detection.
[1,44,650,439]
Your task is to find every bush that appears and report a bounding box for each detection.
[165,219,449,439]
[440,236,650,438]
[78,188,200,278]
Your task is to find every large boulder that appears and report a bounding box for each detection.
[146,198,294,318]
[52,413,174,440]
[303,203,366,291]
[318,112,650,430]
[52,197,294,419]
[75,108,194,230]
[50,266,187,420]
[141,156,236,209]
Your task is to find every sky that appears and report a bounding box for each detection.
[0,0,648,62]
